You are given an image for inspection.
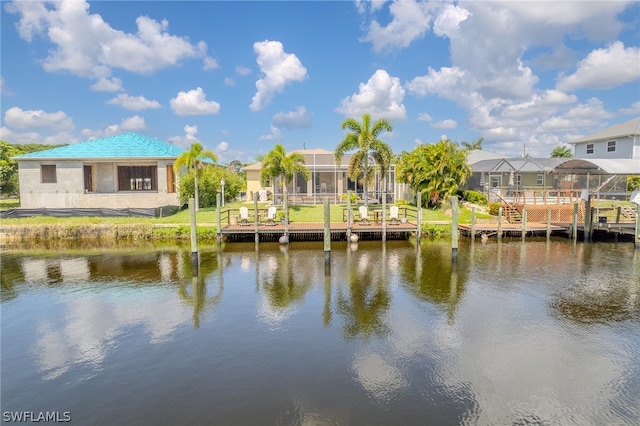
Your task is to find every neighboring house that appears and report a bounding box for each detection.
[244,148,399,204]
[12,133,183,209]
[570,116,640,159]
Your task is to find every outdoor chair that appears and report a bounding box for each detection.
[359,206,370,225]
[239,207,250,226]
[389,205,399,225]
[265,206,277,226]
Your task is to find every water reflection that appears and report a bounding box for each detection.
[1,240,639,425]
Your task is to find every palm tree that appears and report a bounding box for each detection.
[550,145,573,158]
[461,137,484,151]
[260,144,310,202]
[335,113,393,207]
[173,141,218,211]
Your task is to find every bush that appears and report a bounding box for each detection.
[463,190,488,205]
[395,199,410,206]
[340,192,358,204]
[488,202,501,216]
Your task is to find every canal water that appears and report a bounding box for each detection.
[1,239,639,425]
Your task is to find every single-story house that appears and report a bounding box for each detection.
[569,116,640,159]
[12,132,184,210]
[244,148,402,204]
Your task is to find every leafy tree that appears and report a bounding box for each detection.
[335,113,393,207]
[397,140,471,208]
[177,165,243,208]
[173,142,218,211]
[628,176,640,192]
[260,144,310,202]
[0,141,62,198]
[550,145,573,158]
[461,137,484,151]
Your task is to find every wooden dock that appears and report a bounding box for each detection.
[220,221,417,242]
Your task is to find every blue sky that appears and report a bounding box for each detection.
[1,0,639,163]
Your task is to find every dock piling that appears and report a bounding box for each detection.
[324,198,331,264]
[416,192,422,242]
[498,207,503,241]
[189,198,199,270]
[382,193,387,243]
[216,192,222,247]
[451,196,459,262]
[254,197,259,244]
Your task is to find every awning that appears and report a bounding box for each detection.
[551,158,640,175]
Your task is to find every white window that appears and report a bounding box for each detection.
[537,174,544,186]
[586,144,594,154]
[491,176,500,188]
[607,140,616,152]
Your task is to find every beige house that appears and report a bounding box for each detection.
[13,133,182,211]
[244,148,400,204]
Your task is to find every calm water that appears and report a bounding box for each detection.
[1,238,639,425]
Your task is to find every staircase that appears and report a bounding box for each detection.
[619,205,638,220]
[494,192,523,223]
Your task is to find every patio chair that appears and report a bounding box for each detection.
[239,207,250,226]
[389,205,399,225]
[265,206,277,226]
[358,206,370,225]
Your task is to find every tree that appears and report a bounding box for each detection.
[173,142,218,211]
[260,144,310,202]
[550,145,573,158]
[335,113,393,207]
[397,140,471,208]
[461,137,484,151]
[0,141,21,197]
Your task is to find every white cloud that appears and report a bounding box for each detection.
[406,66,465,98]
[618,100,640,116]
[167,124,200,149]
[362,0,442,52]
[417,113,432,122]
[1,77,12,96]
[433,119,457,129]
[433,3,470,38]
[90,77,124,92]
[203,56,219,70]
[336,69,406,121]
[224,77,235,86]
[170,87,220,116]
[5,0,207,79]
[250,40,307,111]
[272,106,312,129]
[259,124,282,140]
[0,126,73,145]
[556,41,640,91]
[4,106,74,131]
[106,93,161,111]
[235,66,251,76]
[216,141,229,152]
[80,115,147,139]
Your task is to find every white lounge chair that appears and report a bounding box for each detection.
[389,205,399,225]
[359,206,370,225]
[265,206,277,226]
[239,207,250,226]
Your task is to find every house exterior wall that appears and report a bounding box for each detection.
[18,159,178,209]
[573,135,636,159]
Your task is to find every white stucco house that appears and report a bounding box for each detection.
[12,133,184,210]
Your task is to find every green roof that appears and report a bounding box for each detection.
[14,133,186,160]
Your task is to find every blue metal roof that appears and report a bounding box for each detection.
[14,133,186,160]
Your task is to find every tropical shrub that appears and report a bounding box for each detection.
[462,190,488,205]
[488,202,501,216]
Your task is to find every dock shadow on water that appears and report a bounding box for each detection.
[1,238,638,425]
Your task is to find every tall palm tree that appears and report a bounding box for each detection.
[260,144,310,202]
[550,145,573,158]
[335,113,393,207]
[173,141,218,211]
[461,137,484,151]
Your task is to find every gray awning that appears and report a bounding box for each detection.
[551,158,640,175]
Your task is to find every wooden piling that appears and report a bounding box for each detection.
[284,190,289,237]
[324,197,331,264]
[584,196,592,242]
[498,206,503,241]
[572,202,578,241]
[346,190,352,240]
[254,197,259,244]
[216,192,222,247]
[636,204,640,249]
[416,192,422,242]
[616,206,622,224]
[382,193,387,243]
[546,207,551,240]
[470,207,476,242]
[521,207,527,241]
[451,196,459,262]
[189,198,198,270]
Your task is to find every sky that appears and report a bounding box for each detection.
[1,0,639,164]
